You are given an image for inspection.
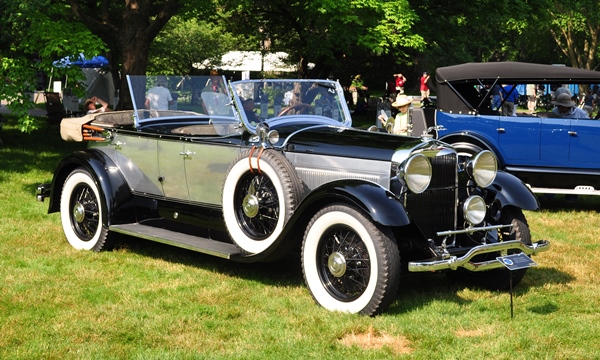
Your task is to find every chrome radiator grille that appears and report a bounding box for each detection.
[405,153,457,241]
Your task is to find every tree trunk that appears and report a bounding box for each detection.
[69,0,180,110]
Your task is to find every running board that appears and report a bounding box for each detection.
[110,223,242,259]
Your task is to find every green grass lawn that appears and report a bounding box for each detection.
[1,115,600,359]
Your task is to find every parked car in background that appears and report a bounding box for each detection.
[37,75,549,315]
[414,62,600,197]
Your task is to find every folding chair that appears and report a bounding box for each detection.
[44,92,81,132]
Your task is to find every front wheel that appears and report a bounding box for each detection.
[301,204,400,316]
[60,169,111,251]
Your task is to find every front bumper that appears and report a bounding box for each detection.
[408,239,550,272]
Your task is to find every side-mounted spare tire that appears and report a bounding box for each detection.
[222,148,304,254]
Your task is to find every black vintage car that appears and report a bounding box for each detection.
[37,75,549,315]
[417,62,600,197]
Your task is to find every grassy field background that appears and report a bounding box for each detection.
[1,115,600,359]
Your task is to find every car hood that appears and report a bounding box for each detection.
[278,125,425,161]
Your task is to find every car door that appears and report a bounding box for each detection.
[112,133,164,196]
[569,118,600,166]
[497,115,542,164]
[157,140,190,200]
[539,117,570,166]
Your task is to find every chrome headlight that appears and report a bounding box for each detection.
[400,154,432,194]
[468,150,497,187]
[463,195,486,225]
[267,130,279,145]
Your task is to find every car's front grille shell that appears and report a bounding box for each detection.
[405,153,457,241]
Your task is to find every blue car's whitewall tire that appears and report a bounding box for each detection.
[222,149,303,254]
[301,204,400,316]
[60,169,110,251]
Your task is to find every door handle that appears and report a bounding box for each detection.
[497,128,505,133]
[179,150,196,156]
[568,131,577,136]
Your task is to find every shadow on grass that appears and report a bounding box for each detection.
[0,116,86,178]
[110,233,573,316]
[537,194,600,213]
[111,235,304,288]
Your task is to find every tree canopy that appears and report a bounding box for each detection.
[1,0,599,132]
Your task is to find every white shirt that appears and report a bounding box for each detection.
[146,86,173,110]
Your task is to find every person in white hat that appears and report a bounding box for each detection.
[378,94,413,135]
[551,93,589,119]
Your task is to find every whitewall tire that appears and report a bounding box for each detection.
[60,169,110,251]
[222,149,303,254]
[301,204,400,316]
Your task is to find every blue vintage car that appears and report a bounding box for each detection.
[37,75,549,315]
[415,62,600,197]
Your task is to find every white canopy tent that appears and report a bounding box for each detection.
[197,51,312,79]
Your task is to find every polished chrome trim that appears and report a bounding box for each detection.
[437,224,508,237]
[295,166,381,186]
[408,239,550,272]
[529,186,600,195]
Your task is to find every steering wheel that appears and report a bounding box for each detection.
[278,103,315,116]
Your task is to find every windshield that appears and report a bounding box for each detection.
[127,75,234,127]
[230,79,352,133]
[126,76,352,133]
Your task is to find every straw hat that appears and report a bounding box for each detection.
[552,93,575,108]
[392,94,413,107]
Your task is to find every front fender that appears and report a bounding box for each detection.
[292,179,411,227]
[48,149,134,225]
[488,170,539,211]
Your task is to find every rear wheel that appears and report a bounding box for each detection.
[60,169,111,251]
[301,204,400,316]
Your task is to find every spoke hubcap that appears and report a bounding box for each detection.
[328,252,347,277]
[73,202,85,223]
[242,194,259,218]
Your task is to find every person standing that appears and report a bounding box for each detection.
[583,91,595,116]
[420,72,430,101]
[145,76,173,110]
[202,70,227,94]
[490,84,502,112]
[526,84,536,114]
[394,73,407,94]
[501,84,519,116]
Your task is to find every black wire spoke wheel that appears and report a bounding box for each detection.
[302,204,400,315]
[60,169,110,251]
[317,225,371,301]
[234,172,279,239]
[69,183,101,240]
[223,149,304,254]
